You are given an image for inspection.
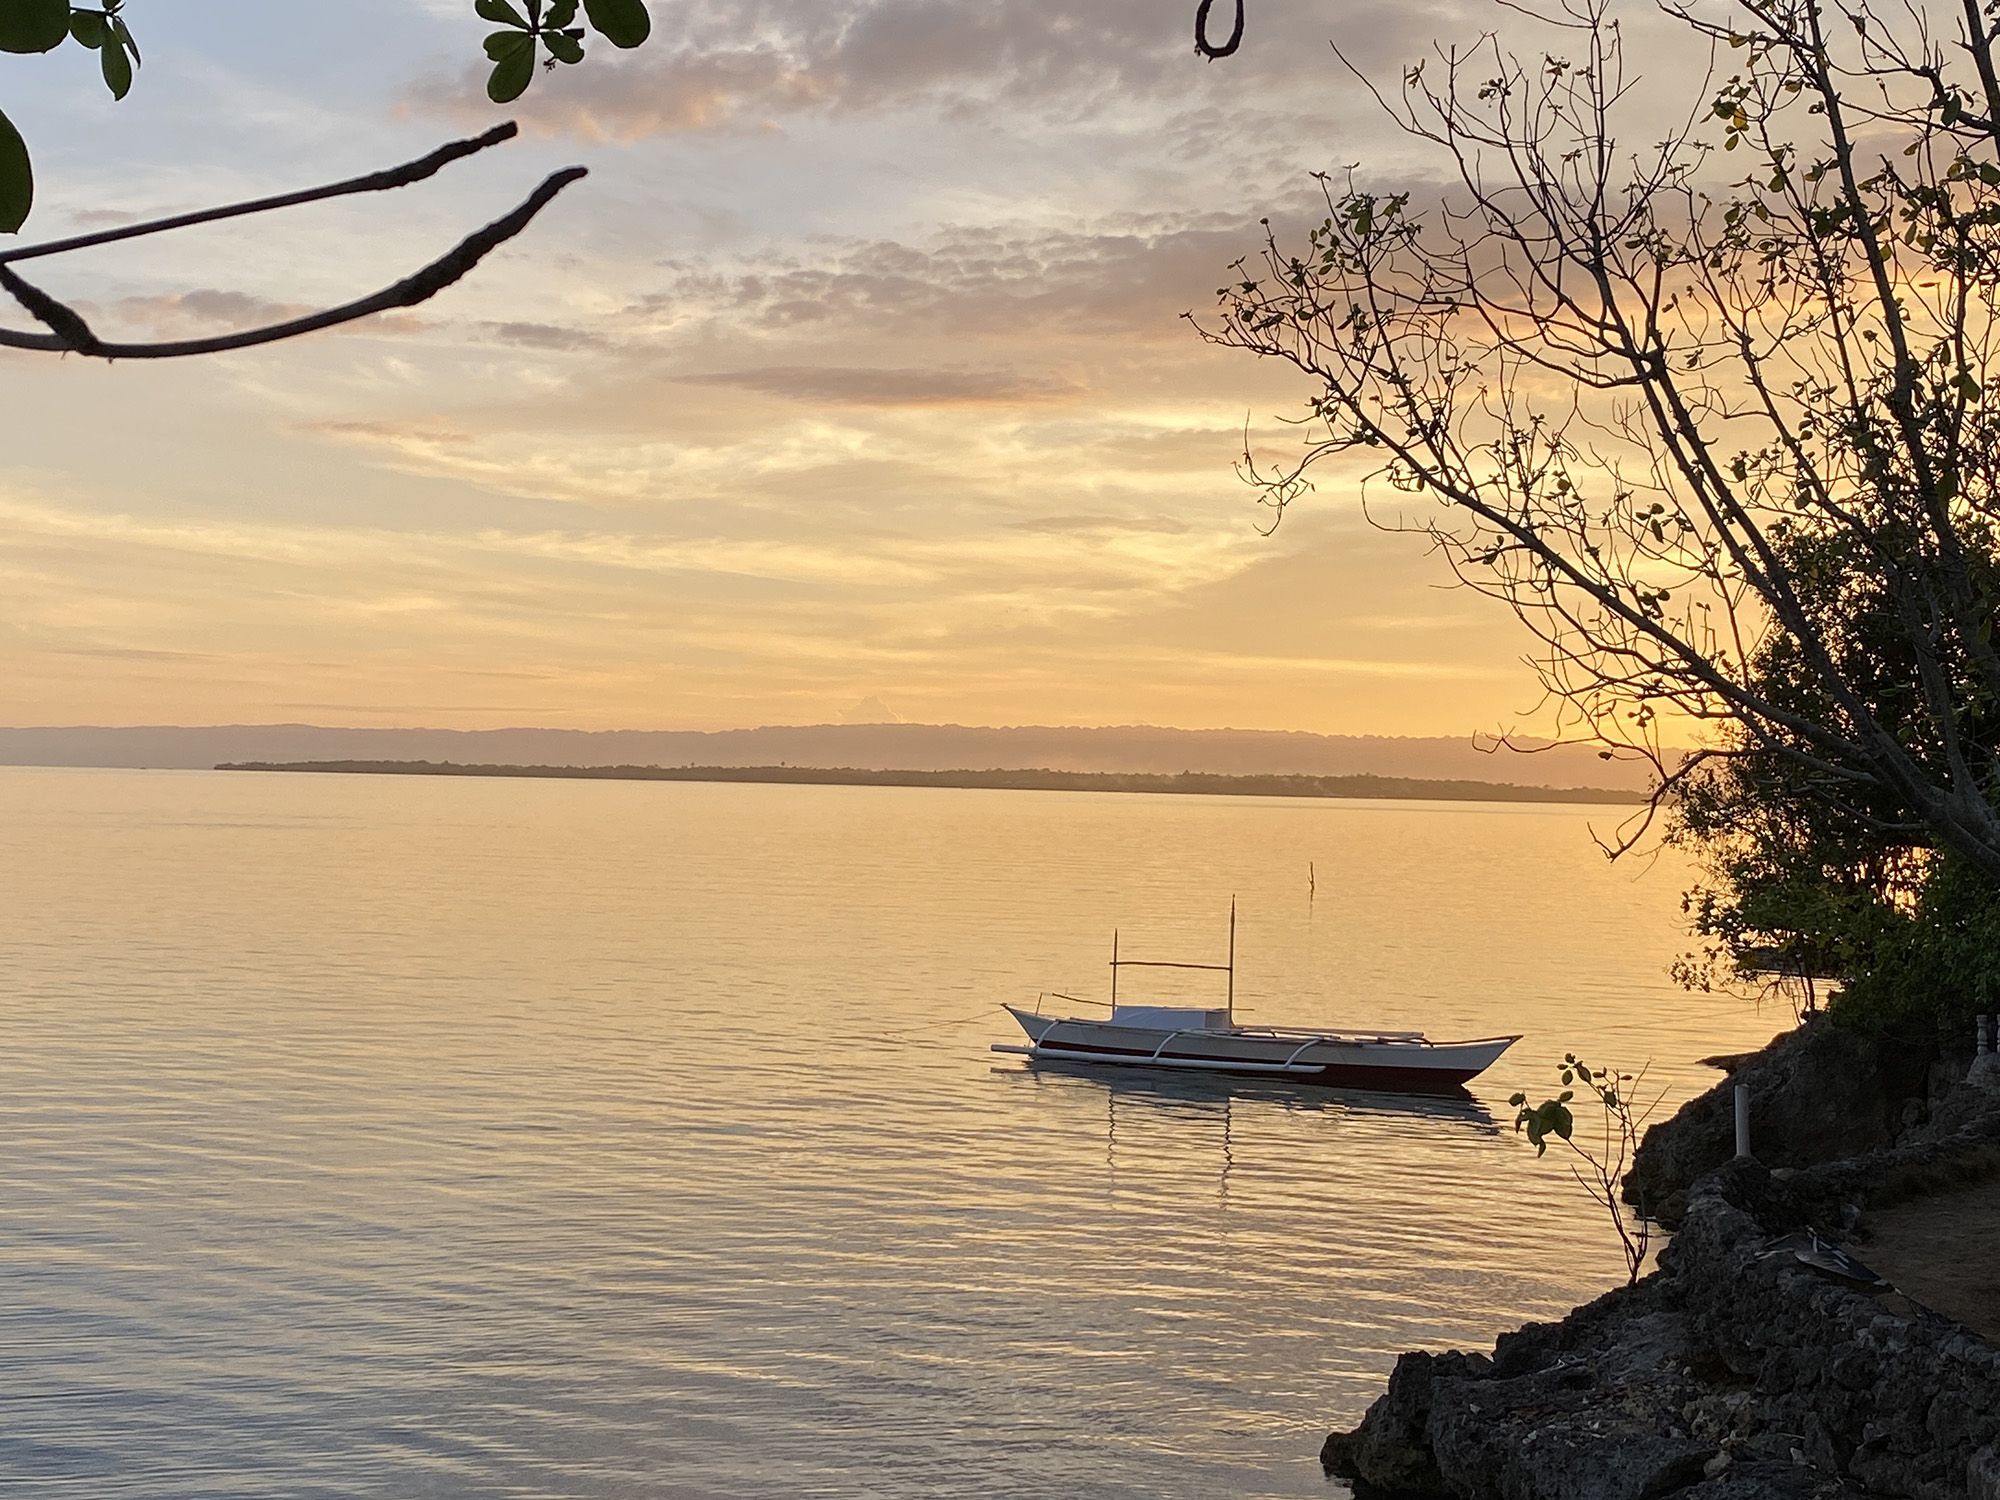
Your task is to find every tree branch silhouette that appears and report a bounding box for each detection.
[1196,0,2000,884]
[0,123,585,359]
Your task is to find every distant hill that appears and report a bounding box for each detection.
[219,760,1645,806]
[0,721,1660,791]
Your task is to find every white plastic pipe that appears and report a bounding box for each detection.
[1733,1083,1751,1160]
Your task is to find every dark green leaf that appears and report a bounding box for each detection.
[476,0,530,24]
[100,33,133,99]
[583,0,649,48]
[69,10,106,48]
[0,105,32,232]
[545,30,584,64]
[545,0,580,24]
[484,29,533,60]
[487,42,535,102]
[112,13,138,63]
[0,0,70,54]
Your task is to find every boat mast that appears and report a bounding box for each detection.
[1227,896,1236,1022]
[1111,927,1119,1010]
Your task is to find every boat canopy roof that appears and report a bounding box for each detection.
[1111,1004,1232,1031]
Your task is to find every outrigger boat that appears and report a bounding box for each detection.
[993,904,1519,1096]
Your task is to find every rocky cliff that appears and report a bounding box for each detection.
[1625,1017,1958,1226]
[1323,1078,2000,1500]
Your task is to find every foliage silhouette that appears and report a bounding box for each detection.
[1195,0,2000,898]
[0,0,654,356]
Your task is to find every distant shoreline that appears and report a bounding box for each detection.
[214,759,1647,806]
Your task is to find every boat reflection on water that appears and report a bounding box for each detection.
[991,1056,1499,1203]
[996,1053,1499,1124]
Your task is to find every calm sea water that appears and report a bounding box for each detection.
[0,768,1785,1498]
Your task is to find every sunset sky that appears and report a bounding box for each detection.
[0,0,1703,735]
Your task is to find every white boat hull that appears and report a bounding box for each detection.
[995,1005,1517,1094]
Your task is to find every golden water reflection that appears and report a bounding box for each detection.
[0,770,1787,1499]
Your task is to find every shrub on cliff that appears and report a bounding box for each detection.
[1832,854,2000,1039]
[1667,528,2000,1037]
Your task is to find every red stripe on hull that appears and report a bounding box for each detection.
[1025,1038,1483,1095]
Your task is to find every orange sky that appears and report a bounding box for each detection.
[0,1,1709,735]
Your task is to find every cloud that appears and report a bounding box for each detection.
[67,207,148,229]
[1006,514,1193,536]
[841,694,904,723]
[634,213,1267,347]
[398,0,1496,170]
[303,418,476,448]
[673,363,1080,406]
[52,644,219,662]
[408,0,1461,142]
[102,289,309,331]
[91,290,431,342]
[481,321,621,353]
[417,0,1179,140]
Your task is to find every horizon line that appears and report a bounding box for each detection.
[0,718,1659,749]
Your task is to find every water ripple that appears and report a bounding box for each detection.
[0,770,1785,1497]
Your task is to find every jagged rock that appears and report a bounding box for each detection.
[1323,1093,2000,1500]
[1320,1349,1482,1494]
[1969,1445,2000,1500]
[1671,1460,1868,1499]
[1625,1020,1934,1227]
[1324,1281,1715,1500]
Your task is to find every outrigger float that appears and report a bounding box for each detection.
[993,904,1519,1096]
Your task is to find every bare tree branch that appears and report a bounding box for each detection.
[1194,0,2000,885]
[0,125,586,360]
[0,123,529,268]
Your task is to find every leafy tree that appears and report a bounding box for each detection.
[1852,849,2000,1032]
[1668,531,1941,1004]
[1195,0,2000,892]
[1665,519,2000,1032]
